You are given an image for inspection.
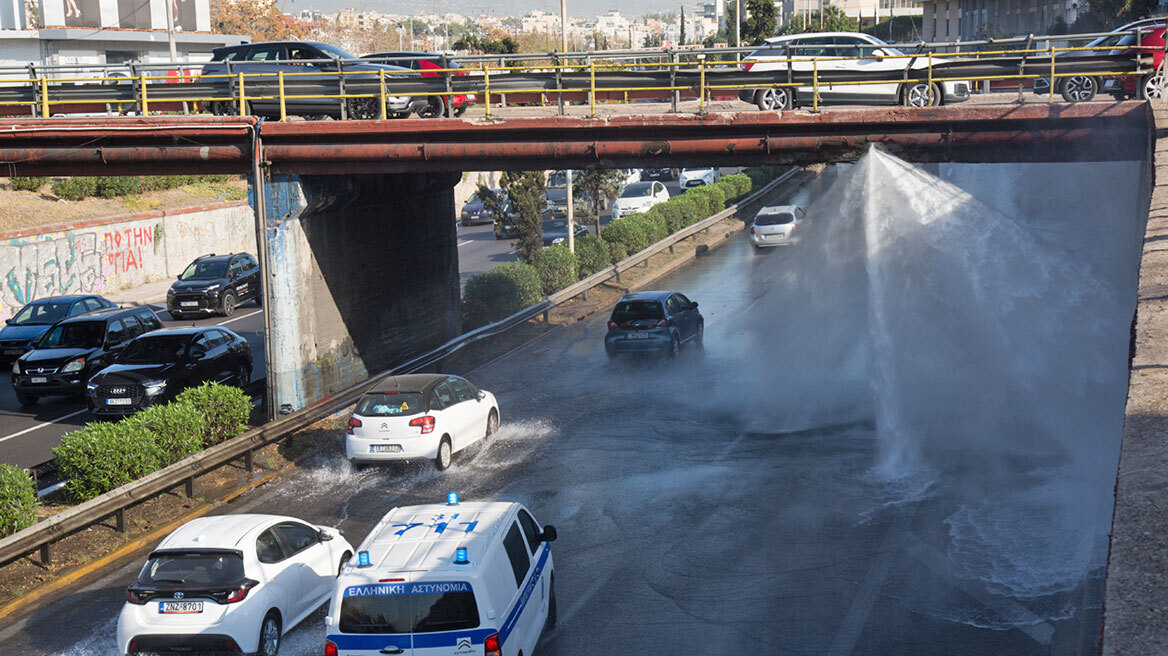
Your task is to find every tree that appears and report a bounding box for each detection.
[211,0,308,42]
[475,184,505,224]
[781,6,857,35]
[644,33,663,48]
[453,34,519,54]
[501,171,546,263]
[680,8,686,45]
[743,0,777,44]
[576,169,626,236]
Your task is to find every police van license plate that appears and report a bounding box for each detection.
[370,444,403,453]
[29,376,47,384]
[106,398,132,406]
[627,332,650,339]
[180,301,198,307]
[159,601,203,614]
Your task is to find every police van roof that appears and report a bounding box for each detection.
[354,501,515,573]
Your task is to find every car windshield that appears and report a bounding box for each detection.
[179,260,228,281]
[339,585,480,634]
[37,321,104,349]
[542,219,570,232]
[621,183,653,198]
[315,43,358,60]
[548,171,568,187]
[9,300,71,326]
[118,335,191,363]
[137,551,245,588]
[467,192,481,203]
[612,300,664,322]
[756,211,796,226]
[355,392,426,417]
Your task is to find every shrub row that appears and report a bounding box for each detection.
[461,171,773,329]
[39,174,236,201]
[50,382,251,504]
[0,463,36,537]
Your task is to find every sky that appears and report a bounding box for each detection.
[278,0,687,19]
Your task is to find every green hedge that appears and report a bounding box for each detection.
[50,174,238,201]
[462,261,542,329]
[51,382,253,502]
[52,178,97,201]
[10,177,44,192]
[576,235,610,277]
[536,244,579,295]
[722,173,753,199]
[0,463,36,538]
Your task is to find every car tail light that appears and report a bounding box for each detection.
[750,225,755,234]
[741,60,755,72]
[484,632,501,656]
[347,417,362,435]
[125,588,146,605]
[608,320,617,329]
[410,416,435,434]
[224,579,258,604]
[325,639,339,656]
[657,319,670,327]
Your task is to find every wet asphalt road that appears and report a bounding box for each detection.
[0,168,1104,656]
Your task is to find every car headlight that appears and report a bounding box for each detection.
[61,357,85,373]
[552,237,565,244]
[205,283,220,292]
[166,289,175,297]
[144,380,167,396]
[11,361,18,375]
[86,380,98,392]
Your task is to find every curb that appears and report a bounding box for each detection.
[0,467,283,623]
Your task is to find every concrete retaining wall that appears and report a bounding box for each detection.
[0,202,255,320]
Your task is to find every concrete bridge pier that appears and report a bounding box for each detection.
[256,171,462,415]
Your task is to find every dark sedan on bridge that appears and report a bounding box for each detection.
[200,41,428,120]
[605,291,703,359]
[0,294,115,363]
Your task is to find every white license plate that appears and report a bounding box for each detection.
[180,301,198,307]
[627,332,650,339]
[370,444,403,453]
[159,601,203,614]
[29,376,47,384]
[106,397,132,406]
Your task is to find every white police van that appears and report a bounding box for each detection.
[325,495,558,656]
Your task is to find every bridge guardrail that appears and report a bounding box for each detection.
[0,165,796,571]
[0,30,1160,119]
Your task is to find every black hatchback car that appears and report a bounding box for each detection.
[0,294,115,363]
[87,326,252,416]
[167,253,261,319]
[12,306,162,405]
[604,291,703,359]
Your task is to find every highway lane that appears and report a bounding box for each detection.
[0,167,1104,655]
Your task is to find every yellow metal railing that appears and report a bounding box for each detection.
[5,42,1160,119]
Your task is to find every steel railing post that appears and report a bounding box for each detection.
[26,63,38,118]
[670,49,679,113]
[484,64,491,119]
[813,57,819,112]
[442,54,453,118]
[1017,34,1033,104]
[338,60,348,120]
[237,72,245,116]
[379,69,387,120]
[138,72,148,115]
[927,53,933,105]
[699,54,706,113]
[1049,46,1055,104]
[40,76,49,118]
[555,53,564,115]
[278,71,287,121]
[589,56,596,116]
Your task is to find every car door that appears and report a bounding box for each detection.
[187,332,216,384]
[431,382,456,444]
[515,509,551,629]
[446,377,480,450]
[242,254,261,302]
[228,258,252,303]
[273,521,335,618]
[664,295,689,341]
[235,44,283,113]
[501,521,541,655]
[674,293,699,341]
[204,329,236,383]
[789,37,833,99]
[102,318,128,364]
[839,37,902,102]
[254,527,299,624]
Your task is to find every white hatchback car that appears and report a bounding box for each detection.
[117,514,354,656]
[739,32,972,110]
[346,373,500,470]
[611,180,671,219]
[750,205,805,248]
[680,167,721,189]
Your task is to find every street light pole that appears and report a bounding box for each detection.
[165,0,178,63]
[561,0,574,253]
[735,0,741,50]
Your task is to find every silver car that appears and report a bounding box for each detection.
[750,205,805,248]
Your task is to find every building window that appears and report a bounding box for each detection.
[106,51,138,66]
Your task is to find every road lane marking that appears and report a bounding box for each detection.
[458,240,473,247]
[0,408,88,445]
[218,309,262,327]
[827,511,913,656]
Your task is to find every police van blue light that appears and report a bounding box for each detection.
[357,551,371,567]
[447,491,459,505]
[325,500,558,656]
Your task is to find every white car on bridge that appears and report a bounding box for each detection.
[118,514,354,656]
[739,32,972,110]
[346,373,500,470]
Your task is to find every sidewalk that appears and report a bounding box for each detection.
[102,279,172,308]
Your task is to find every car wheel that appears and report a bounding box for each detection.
[903,82,941,107]
[14,389,36,406]
[667,336,680,359]
[257,612,281,656]
[435,437,453,471]
[220,291,236,318]
[1061,75,1097,102]
[338,551,352,576]
[694,321,704,347]
[388,111,411,119]
[419,97,444,118]
[236,363,250,387]
[453,104,467,117]
[756,87,792,111]
[347,98,379,120]
[1142,72,1167,100]
[486,409,499,439]
[546,575,557,630]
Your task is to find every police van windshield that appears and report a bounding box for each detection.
[356,393,426,417]
[339,582,480,634]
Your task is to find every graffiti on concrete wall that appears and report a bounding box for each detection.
[102,225,154,274]
[2,233,102,309]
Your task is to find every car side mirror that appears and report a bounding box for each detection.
[477,390,486,401]
[540,525,558,542]
[872,49,886,60]
[691,301,699,309]
[3,319,11,326]
[319,529,335,542]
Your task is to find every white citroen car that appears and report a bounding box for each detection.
[117,514,354,656]
[611,180,671,219]
[680,167,722,189]
[750,205,805,248]
[739,32,972,110]
[345,373,500,470]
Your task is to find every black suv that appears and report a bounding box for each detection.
[167,253,261,319]
[87,326,252,417]
[12,306,162,406]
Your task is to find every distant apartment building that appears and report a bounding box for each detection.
[779,0,920,24]
[920,0,1082,41]
[522,9,560,34]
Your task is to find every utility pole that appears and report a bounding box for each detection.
[165,0,178,63]
[735,0,740,50]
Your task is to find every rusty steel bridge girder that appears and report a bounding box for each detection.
[0,102,1151,177]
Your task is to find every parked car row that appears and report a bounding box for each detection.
[1,252,258,415]
[1033,21,1166,101]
